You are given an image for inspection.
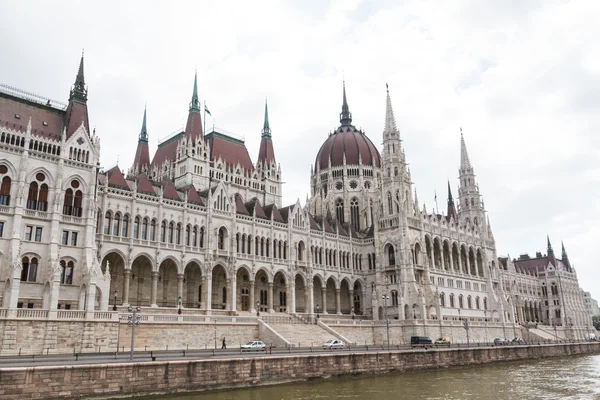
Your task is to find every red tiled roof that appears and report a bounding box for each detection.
[65,100,90,139]
[185,110,203,143]
[206,132,254,171]
[235,194,250,215]
[245,199,267,219]
[309,213,320,230]
[133,141,150,172]
[186,186,205,206]
[106,166,129,190]
[279,205,292,223]
[162,180,181,201]
[151,131,182,168]
[258,137,275,164]
[135,174,156,196]
[0,93,64,141]
[263,204,284,222]
[315,126,381,170]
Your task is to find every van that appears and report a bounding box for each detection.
[410,336,433,345]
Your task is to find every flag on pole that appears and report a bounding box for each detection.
[204,101,212,116]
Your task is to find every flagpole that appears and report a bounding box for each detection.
[203,100,207,135]
[435,191,439,215]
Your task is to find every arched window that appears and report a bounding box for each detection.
[121,215,129,237]
[459,294,464,308]
[350,198,360,231]
[450,293,455,308]
[283,241,287,259]
[388,245,395,266]
[467,295,472,309]
[336,199,344,223]
[133,217,140,239]
[160,221,166,242]
[199,227,205,248]
[168,222,174,243]
[60,260,74,285]
[192,226,198,247]
[63,188,74,215]
[73,190,83,217]
[387,192,393,215]
[391,290,399,306]
[0,176,11,205]
[112,213,121,236]
[150,219,156,241]
[175,223,181,245]
[298,241,305,261]
[440,293,445,307]
[475,296,480,310]
[27,181,38,210]
[21,256,38,282]
[483,297,488,310]
[247,234,251,254]
[37,183,48,211]
[103,212,112,235]
[218,228,225,250]
[395,191,400,213]
[185,225,191,246]
[236,233,240,252]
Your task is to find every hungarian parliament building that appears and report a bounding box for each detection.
[0,55,593,332]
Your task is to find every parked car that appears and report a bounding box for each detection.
[585,333,597,341]
[494,337,510,345]
[411,336,433,345]
[241,341,266,351]
[434,337,451,345]
[512,337,525,344]
[323,339,345,349]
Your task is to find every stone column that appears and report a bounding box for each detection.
[322,287,327,314]
[267,282,274,313]
[225,278,231,310]
[290,283,296,313]
[206,275,212,311]
[230,276,237,313]
[85,284,96,311]
[335,288,341,315]
[307,283,314,314]
[458,252,463,274]
[150,271,158,307]
[249,280,256,313]
[123,270,131,306]
[177,274,184,308]
[428,245,435,270]
[449,251,454,273]
[349,289,354,315]
[361,290,366,316]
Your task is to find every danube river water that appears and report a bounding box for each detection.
[156,354,600,400]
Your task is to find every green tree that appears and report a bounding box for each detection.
[592,315,600,331]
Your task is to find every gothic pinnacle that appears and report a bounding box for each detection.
[384,83,398,134]
[139,106,148,143]
[189,70,200,112]
[460,128,472,170]
[339,81,352,126]
[262,98,271,138]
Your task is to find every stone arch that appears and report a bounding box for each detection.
[428,306,437,320]
[433,237,442,269]
[295,273,307,313]
[460,244,469,274]
[101,251,126,307]
[468,247,476,275]
[158,255,181,274]
[62,173,89,192]
[424,235,433,269]
[26,166,55,188]
[325,277,337,314]
[352,279,364,314]
[211,264,228,310]
[413,241,422,265]
[217,225,228,250]
[255,268,270,312]
[384,242,396,266]
[236,265,252,312]
[442,240,451,271]
[183,261,202,308]
[340,278,351,314]
[476,249,484,277]
[0,158,18,177]
[452,242,460,272]
[412,303,421,319]
[158,258,179,307]
[273,271,288,312]
[42,281,52,309]
[312,275,325,314]
[404,304,410,320]
[128,254,153,306]
[78,284,88,311]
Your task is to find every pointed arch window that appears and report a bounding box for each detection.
[133,217,140,239]
[103,212,111,235]
[73,190,83,217]
[192,226,197,247]
[0,176,11,205]
[336,198,344,223]
[63,188,74,215]
[149,219,156,241]
[467,295,472,309]
[199,226,205,248]
[459,294,464,308]
[60,260,74,285]
[387,192,393,215]
[440,293,446,307]
[26,181,38,210]
[121,215,129,237]
[395,190,400,213]
[175,223,181,245]
[112,213,121,236]
[21,256,38,282]
[218,227,225,250]
[185,225,191,246]
[160,221,166,242]
[350,197,360,231]
[168,222,174,243]
[388,245,395,266]
[450,294,455,308]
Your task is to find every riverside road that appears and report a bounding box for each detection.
[0,341,571,368]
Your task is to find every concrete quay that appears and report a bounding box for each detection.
[0,342,598,399]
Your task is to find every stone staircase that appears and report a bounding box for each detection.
[268,322,341,347]
[527,327,558,341]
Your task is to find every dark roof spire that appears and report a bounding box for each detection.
[447,181,457,220]
[189,70,200,112]
[561,241,568,258]
[262,98,271,138]
[447,181,454,204]
[339,81,352,126]
[547,235,553,253]
[139,105,148,143]
[69,50,88,102]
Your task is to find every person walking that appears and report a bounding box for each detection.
[221,337,226,349]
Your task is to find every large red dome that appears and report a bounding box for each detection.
[315,125,381,170]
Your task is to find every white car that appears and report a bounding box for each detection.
[241,341,266,351]
[323,339,345,349]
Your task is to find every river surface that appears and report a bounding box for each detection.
[151,354,600,400]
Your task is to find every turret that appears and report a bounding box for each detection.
[561,241,572,271]
[447,181,457,221]
[64,52,90,139]
[130,106,150,176]
[458,129,485,229]
[257,99,276,165]
[184,71,203,143]
[547,235,556,266]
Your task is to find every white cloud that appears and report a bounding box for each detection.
[1,0,599,299]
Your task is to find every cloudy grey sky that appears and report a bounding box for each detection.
[2,0,599,299]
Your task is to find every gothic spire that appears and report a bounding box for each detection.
[460,128,472,170]
[561,241,568,259]
[447,181,454,204]
[384,83,398,134]
[562,241,572,271]
[547,235,553,253]
[547,235,556,266]
[261,99,271,138]
[189,70,200,112]
[447,181,457,220]
[139,105,148,143]
[339,81,352,126]
[69,51,88,102]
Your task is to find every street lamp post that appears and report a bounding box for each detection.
[127,306,142,360]
[458,308,470,346]
[256,301,260,317]
[351,307,355,320]
[484,310,487,344]
[113,290,118,312]
[178,296,182,315]
[214,318,217,349]
[316,304,320,323]
[382,293,390,351]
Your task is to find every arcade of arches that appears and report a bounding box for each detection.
[102,252,365,315]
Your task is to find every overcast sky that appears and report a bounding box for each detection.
[2,0,599,301]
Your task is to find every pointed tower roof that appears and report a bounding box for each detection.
[65,52,90,139]
[547,235,557,266]
[339,81,353,126]
[561,241,572,271]
[131,107,151,175]
[258,99,276,164]
[384,83,399,135]
[184,71,203,142]
[460,128,472,169]
[547,235,553,253]
[447,181,457,220]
